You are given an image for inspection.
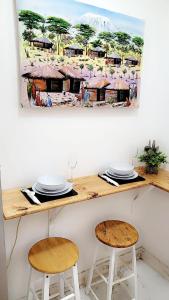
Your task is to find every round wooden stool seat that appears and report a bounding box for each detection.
[95,220,139,248]
[28,237,79,274]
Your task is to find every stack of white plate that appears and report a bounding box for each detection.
[105,163,138,180]
[32,175,73,196]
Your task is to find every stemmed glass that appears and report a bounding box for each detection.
[68,155,78,182]
[131,148,139,168]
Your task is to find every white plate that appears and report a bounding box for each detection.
[109,163,134,175]
[37,175,66,190]
[105,170,138,180]
[33,187,73,196]
[106,170,138,180]
[108,169,134,177]
[35,182,72,194]
[33,182,72,194]
[32,183,73,196]
[40,183,66,191]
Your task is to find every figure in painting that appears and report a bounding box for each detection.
[45,94,53,107]
[35,91,42,106]
[27,81,32,105]
[31,82,37,103]
[83,89,90,104]
[80,82,85,105]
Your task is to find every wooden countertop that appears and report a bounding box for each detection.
[138,167,169,192]
[2,168,169,220]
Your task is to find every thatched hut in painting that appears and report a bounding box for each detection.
[64,44,84,57]
[21,64,36,76]
[105,53,122,66]
[59,66,85,94]
[31,37,53,50]
[89,47,106,58]
[125,56,138,66]
[105,80,130,103]
[84,79,110,102]
[22,65,65,92]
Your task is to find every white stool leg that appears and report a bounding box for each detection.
[72,264,81,300]
[27,266,32,300]
[107,248,116,300]
[59,273,65,298]
[42,274,50,300]
[86,243,98,294]
[132,246,138,300]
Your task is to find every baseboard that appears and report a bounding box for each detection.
[141,248,169,281]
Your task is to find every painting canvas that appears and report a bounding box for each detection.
[16,0,145,109]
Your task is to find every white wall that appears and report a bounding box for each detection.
[1,0,169,299]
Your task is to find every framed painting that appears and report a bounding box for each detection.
[16,0,145,109]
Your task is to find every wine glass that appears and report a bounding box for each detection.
[130,148,139,168]
[68,155,78,182]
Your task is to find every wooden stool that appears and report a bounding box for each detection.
[86,220,139,300]
[27,237,81,300]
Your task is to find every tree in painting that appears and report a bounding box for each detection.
[19,10,45,43]
[75,24,95,55]
[98,31,114,53]
[91,39,102,48]
[47,17,71,55]
[17,0,145,109]
[131,36,144,56]
[113,32,131,62]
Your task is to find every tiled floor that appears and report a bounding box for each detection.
[81,260,169,300]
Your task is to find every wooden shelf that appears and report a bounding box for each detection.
[2,171,152,220]
[2,168,169,220]
[137,167,169,193]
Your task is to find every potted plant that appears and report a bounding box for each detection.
[138,140,168,174]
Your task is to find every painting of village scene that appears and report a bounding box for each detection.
[16,0,145,109]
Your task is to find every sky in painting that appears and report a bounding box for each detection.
[16,0,144,37]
